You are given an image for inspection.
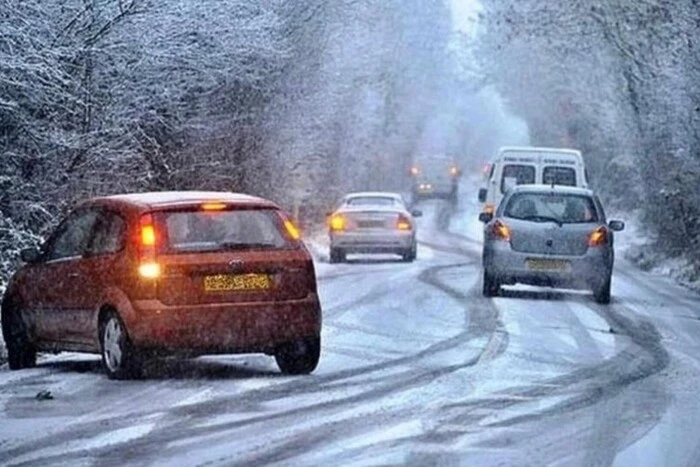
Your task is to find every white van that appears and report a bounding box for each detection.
[478,146,588,214]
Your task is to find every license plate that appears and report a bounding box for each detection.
[203,273,271,292]
[358,220,385,229]
[526,259,570,271]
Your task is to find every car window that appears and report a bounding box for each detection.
[504,193,599,224]
[87,212,126,255]
[500,164,536,193]
[159,208,292,252]
[346,197,398,206]
[543,166,576,187]
[43,210,101,261]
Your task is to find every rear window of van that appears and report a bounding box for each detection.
[543,166,576,186]
[501,164,536,193]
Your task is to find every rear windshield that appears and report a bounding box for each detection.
[503,193,599,224]
[501,164,536,193]
[543,166,576,186]
[156,208,293,253]
[346,197,399,206]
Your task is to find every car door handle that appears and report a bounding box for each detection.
[68,272,80,278]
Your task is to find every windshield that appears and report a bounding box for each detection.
[504,192,599,224]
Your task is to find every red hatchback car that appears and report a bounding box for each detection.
[1,192,322,379]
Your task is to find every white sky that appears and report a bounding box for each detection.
[450,0,481,33]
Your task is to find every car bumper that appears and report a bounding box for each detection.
[330,230,414,253]
[127,295,322,354]
[484,242,612,289]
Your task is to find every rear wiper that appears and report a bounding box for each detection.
[520,215,563,227]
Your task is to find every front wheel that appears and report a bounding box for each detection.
[1,301,37,370]
[482,269,500,297]
[100,311,142,379]
[275,336,320,375]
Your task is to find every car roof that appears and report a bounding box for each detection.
[85,191,278,210]
[344,192,403,200]
[507,184,594,196]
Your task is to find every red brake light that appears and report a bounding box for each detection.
[397,214,411,231]
[491,220,511,241]
[588,226,608,247]
[329,214,346,231]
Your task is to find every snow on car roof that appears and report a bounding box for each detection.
[508,184,593,196]
[344,191,403,199]
[94,191,273,208]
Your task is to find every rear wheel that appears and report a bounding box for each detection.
[402,242,417,262]
[593,276,612,304]
[1,300,37,370]
[329,248,345,264]
[482,269,500,297]
[100,310,142,379]
[275,336,320,375]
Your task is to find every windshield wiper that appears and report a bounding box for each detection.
[519,215,563,227]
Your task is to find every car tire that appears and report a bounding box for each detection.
[593,276,612,304]
[99,310,142,380]
[1,300,37,370]
[329,248,345,264]
[275,336,320,375]
[402,243,417,262]
[482,269,500,297]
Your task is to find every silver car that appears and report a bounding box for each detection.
[328,192,422,263]
[479,185,624,303]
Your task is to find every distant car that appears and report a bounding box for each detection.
[1,191,322,379]
[327,192,422,263]
[479,185,624,303]
[409,155,461,203]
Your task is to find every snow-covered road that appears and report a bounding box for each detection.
[1,183,700,466]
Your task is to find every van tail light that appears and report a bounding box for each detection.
[328,214,346,231]
[397,214,412,231]
[491,220,511,242]
[588,226,608,247]
[137,213,161,279]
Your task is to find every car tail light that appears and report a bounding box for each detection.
[491,220,511,242]
[588,226,608,247]
[397,214,412,231]
[284,219,302,241]
[137,214,161,279]
[329,214,346,231]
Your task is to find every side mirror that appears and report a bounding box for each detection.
[479,212,493,224]
[478,188,487,203]
[20,247,41,263]
[411,209,423,218]
[608,220,625,232]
